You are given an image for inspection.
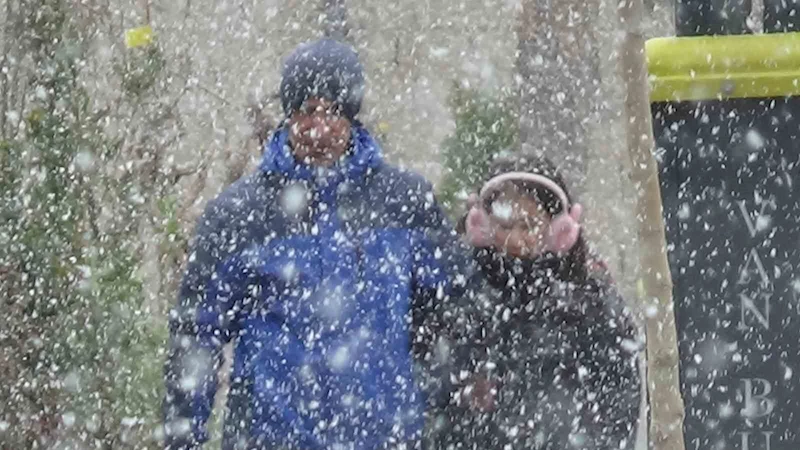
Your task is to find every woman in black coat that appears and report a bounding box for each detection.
[436,154,642,450]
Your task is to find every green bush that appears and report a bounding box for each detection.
[0,1,169,448]
[437,85,518,219]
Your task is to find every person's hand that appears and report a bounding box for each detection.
[464,194,494,248]
[461,376,496,412]
[466,193,479,210]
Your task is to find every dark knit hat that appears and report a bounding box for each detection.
[280,39,365,121]
[485,152,572,217]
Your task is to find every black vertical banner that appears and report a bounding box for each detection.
[654,98,800,450]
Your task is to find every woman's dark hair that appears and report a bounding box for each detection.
[463,152,590,282]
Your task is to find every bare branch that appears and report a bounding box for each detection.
[322,0,349,40]
[0,0,15,139]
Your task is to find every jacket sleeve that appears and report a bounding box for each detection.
[543,282,642,450]
[408,183,476,405]
[162,200,248,450]
[582,284,642,450]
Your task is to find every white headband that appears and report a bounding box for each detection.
[479,172,570,210]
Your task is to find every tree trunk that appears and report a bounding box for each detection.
[517,0,603,187]
[619,1,686,449]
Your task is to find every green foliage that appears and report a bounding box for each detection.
[0,1,169,448]
[437,86,518,218]
[118,45,167,98]
[156,195,189,265]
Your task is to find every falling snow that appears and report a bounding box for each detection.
[4,1,800,449]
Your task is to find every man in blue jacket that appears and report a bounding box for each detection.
[163,39,472,450]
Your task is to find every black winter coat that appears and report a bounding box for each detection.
[433,251,642,450]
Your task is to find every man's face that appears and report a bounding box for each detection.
[288,98,352,167]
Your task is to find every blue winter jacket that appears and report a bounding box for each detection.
[163,126,472,450]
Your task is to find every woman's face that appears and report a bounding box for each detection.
[486,184,551,258]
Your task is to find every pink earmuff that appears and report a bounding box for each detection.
[546,203,582,253]
[464,173,582,254]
